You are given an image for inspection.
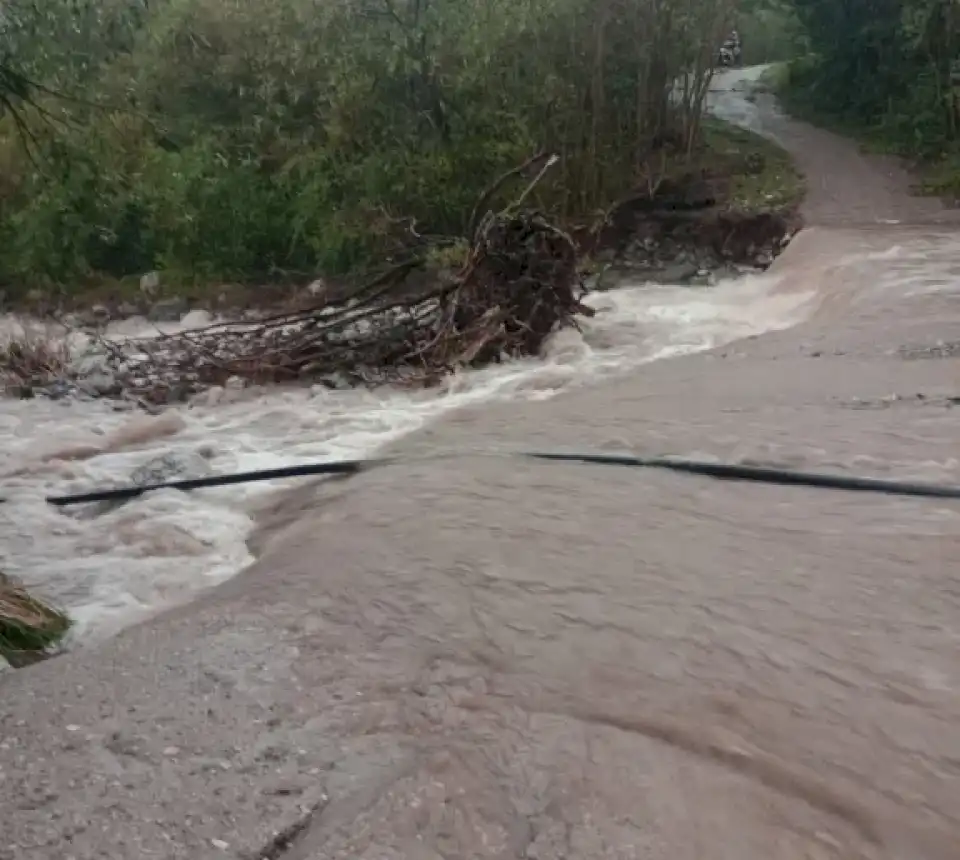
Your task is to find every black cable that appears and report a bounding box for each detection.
[525,452,960,500]
[34,458,386,507]
[2,451,959,508]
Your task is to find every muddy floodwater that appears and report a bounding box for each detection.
[1,68,960,859]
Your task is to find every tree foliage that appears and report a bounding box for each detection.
[783,0,960,159]
[0,0,737,290]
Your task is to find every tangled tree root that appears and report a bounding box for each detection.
[0,331,73,398]
[97,157,594,403]
[0,572,70,668]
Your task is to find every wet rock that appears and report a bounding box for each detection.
[75,305,112,328]
[77,450,214,519]
[70,352,120,398]
[657,261,700,284]
[116,302,141,319]
[147,297,189,323]
[313,372,352,391]
[82,371,120,397]
[128,450,213,488]
[178,309,214,330]
[36,380,76,401]
[191,385,225,407]
[305,279,328,298]
[140,271,160,296]
[73,353,112,377]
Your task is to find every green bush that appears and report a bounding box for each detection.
[737,1,806,65]
[0,0,735,290]
[778,0,960,165]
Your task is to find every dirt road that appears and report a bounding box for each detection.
[2,71,960,860]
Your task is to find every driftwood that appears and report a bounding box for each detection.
[98,154,595,403]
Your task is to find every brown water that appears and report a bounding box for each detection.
[237,224,960,860]
[1,69,960,860]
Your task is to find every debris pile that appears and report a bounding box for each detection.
[2,156,595,406]
[99,211,592,403]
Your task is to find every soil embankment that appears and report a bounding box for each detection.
[2,68,960,860]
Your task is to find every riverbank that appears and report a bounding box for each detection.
[2,117,804,329]
[0,112,805,416]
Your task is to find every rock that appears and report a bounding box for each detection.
[75,305,111,328]
[36,380,76,400]
[82,371,120,397]
[755,250,774,268]
[313,371,352,391]
[117,301,141,319]
[147,297,189,323]
[191,385,225,407]
[179,309,214,329]
[78,450,215,519]
[140,271,160,296]
[128,450,213,489]
[714,263,745,283]
[657,262,699,284]
[73,352,112,377]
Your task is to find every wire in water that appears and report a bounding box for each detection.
[3,450,960,507]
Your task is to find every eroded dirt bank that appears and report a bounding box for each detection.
[2,70,960,860]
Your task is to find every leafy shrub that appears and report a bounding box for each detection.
[0,0,736,289]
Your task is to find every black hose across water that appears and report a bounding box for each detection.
[3,451,960,507]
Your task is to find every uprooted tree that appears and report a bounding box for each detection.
[100,156,597,402]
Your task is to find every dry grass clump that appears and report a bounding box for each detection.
[0,572,71,667]
[0,328,73,396]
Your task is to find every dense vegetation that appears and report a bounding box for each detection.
[779,0,960,187]
[736,0,804,65]
[0,0,747,295]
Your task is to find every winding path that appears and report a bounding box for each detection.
[3,69,960,860]
[709,65,960,226]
